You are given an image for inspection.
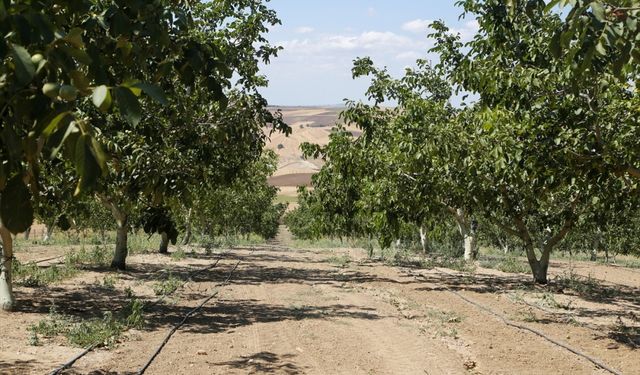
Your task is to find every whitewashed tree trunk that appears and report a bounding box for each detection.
[43,222,54,242]
[591,227,603,262]
[463,233,478,261]
[419,226,429,254]
[451,208,478,261]
[0,225,15,311]
[159,232,169,254]
[98,194,129,270]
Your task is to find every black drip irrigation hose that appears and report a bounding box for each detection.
[145,253,225,310]
[48,252,227,375]
[48,344,98,375]
[412,268,624,375]
[136,256,246,375]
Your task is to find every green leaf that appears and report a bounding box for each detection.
[591,3,606,21]
[10,43,35,85]
[122,80,142,96]
[74,134,101,196]
[132,82,168,105]
[0,176,34,234]
[59,45,92,65]
[505,0,516,18]
[544,0,562,12]
[595,40,607,56]
[48,120,78,160]
[92,85,112,111]
[115,87,142,126]
[64,28,85,49]
[89,135,108,172]
[42,111,72,137]
[70,70,90,92]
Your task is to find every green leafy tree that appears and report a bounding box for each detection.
[432,0,637,283]
[193,150,287,241]
[0,0,286,310]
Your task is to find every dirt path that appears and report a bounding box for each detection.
[1,245,639,374]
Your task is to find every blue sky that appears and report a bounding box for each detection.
[259,1,478,106]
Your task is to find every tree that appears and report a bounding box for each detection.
[505,0,640,76]
[0,0,287,310]
[432,0,637,283]
[192,150,287,241]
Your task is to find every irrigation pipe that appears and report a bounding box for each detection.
[411,268,624,375]
[136,256,246,375]
[48,251,227,375]
[145,252,226,309]
[48,344,98,375]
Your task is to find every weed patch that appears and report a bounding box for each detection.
[479,256,529,274]
[326,254,351,268]
[29,298,145,348]
[170,248,186,261]
[13,261,79,287]
[152,273,183,296]
[554,270,619,299]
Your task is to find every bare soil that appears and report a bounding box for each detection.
[1,241,639,374]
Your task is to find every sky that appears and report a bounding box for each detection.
[259,0,478,106]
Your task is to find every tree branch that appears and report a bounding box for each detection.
[545,218,574,250]
[489,217,520,238]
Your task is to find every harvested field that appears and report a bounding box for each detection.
[268,173,314,187]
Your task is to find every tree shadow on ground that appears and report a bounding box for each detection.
[410,268,640,309]
[144,298,383,334]
[408,268,640,349]
[608,325,640,350]
[62,370,135,375]
[0,359,39,374]
[212,351,304,374]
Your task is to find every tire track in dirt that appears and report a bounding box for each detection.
[234,248,466,375]
[43,245,639,375]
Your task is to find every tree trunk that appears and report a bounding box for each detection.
[451,208,478,261]
[367,233,374,258]
[24,227,31,241]
[111,221,128,270]
[529,253,550,284]
[43,223,54,242]
[496,235,510,254]
[419,226,429,254]
[97,194,130,270]
[181,209,192,246]
[516,218,572,285]
[591,227,602,262]
[463,233,478,261]
[159,232,169,254]
[0,225,15,311]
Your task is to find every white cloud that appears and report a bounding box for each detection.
[395,51,421,61]
[450,20,480,42]
[402,18,479,42]
[402,19,433,34]
[295,26,314,34]
[279,31,418,55]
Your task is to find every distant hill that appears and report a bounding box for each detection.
[266,106,350,188]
